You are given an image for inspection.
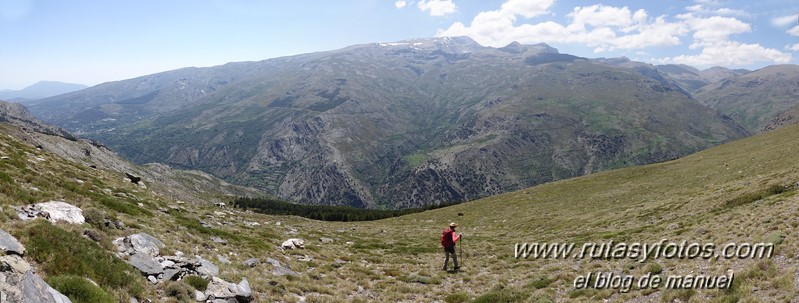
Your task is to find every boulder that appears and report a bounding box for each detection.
[266,258,299,277]
[210,236,228,244]
[38,201,85,224]
[0,229,25,255]
[129,233,165,257]
[162,267,183,281]
[128,253,164,276]
[15,201,85,224]
[195,290,207,302]
[20,271,73,303]
[196,257,219,277]
[113,233,165,257]
[203,277,253,303]
[319,237,334,244]
[204,276,235,299]
[235,278,252,302]
[281,238,305,250]
[0,255,31,273]
[242,258,260,268]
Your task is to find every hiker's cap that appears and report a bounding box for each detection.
[450,222,457,227]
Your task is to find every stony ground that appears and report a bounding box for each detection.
[2,123,799,302]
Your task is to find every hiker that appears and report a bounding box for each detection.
[441,222,461,271]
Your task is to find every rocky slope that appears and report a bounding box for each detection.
[30,37,750,208]
[0,100,262,205]
[695,64,799,132]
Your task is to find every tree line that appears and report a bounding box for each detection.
[232,197,460,222]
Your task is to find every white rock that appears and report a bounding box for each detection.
[0,255,31,273]
[281,238,305,250]
[37,201,85,224]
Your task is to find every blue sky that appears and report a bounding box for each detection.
[1,0,798,90]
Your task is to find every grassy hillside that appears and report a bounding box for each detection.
[1,121,799,302]
[695,64,799,132]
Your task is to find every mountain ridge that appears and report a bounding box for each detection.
[0,81,88,102]
[29,37,750,208]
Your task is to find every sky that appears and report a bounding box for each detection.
[1,0,798,90]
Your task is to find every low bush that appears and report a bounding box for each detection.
[182,275,209,291]
[21,221,145,298]
[47,275,115,303]
[165,281,195,302]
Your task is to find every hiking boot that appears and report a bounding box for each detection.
[454,266,461,271]
[442,267,448,271]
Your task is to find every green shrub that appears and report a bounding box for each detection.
[724,184,790,208]
[47,275,115,303]
[97,196,150,216]
[83,208,106,229]
[765,231,786,245]
[528,275,554,289]
[472,288,527,303]
[21,221,145,298]
[182,275,209,291]
[444,292,469,303]
[165,281,195,302]
[647,263,664,275]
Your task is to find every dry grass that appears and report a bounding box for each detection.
[2,123,799,302]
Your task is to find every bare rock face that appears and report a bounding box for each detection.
[14,201,85,224]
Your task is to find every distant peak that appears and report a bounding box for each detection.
[377,36,482,53]
[498,41,558,55]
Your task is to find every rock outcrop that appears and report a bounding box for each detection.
[113,233,253,302]
[13,201,85,224]
[113,233,165,257]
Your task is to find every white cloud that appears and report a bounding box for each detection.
[438,2,685,51]
[499,0,553,18]
[685,4,748,17]
[694,0,721,6]
[436,1,792,68]
[417,0,456,16]
[771,15,797,27]
[789,25,799,36]
[395,0,407,9]
[568,5,636,30]
[676,13,750,48]
[663,41,791,67]
[788,43,799,52]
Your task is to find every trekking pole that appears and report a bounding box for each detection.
[460,233,464,268]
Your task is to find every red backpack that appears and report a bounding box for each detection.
[441,229,454,247]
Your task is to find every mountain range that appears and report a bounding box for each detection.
[0,81,88,103]
[27,37,799,209]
